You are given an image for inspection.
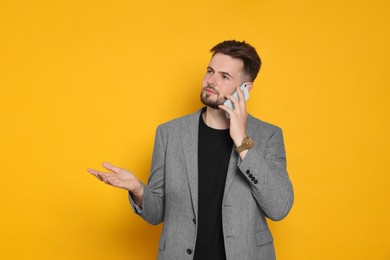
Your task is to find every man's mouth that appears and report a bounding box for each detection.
[204,87,218,95]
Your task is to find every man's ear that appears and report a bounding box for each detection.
[247,82,254,91]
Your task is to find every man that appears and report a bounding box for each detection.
[88,40,294,259]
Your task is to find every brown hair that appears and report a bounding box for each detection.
[210,40,261,82]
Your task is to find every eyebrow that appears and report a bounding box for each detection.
[207,66,234,79]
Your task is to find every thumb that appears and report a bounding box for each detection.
[102,162,121,173]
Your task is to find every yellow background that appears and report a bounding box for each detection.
[1,0,389,259]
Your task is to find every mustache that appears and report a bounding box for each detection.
[204,85,219,95]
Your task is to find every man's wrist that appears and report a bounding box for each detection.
[130,182,144,208]
[235,136,254,154]
[131,182,144,196]
[233,133,247,147]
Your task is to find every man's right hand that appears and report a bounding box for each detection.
[87,162,144,206]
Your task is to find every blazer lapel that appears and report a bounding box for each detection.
[180,109,203,219]
[180,110,255,217]
[223,148,238,198]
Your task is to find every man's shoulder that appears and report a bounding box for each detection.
[157,108,202,131]
[247,114,282,134]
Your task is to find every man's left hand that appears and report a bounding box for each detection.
[218,85,250,148]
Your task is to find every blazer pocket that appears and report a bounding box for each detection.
[256,229,274,247]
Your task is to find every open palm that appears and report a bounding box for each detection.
[87,162,142,193]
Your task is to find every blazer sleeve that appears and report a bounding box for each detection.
[237,127,294,221]
[128,126,166,225]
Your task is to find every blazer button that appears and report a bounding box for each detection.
[249,174,253,178]
[246,170,250,174]
[192,218,196,224]
[187,249,193,254]
[254,180,258,184]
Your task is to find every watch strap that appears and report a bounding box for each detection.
[235,136,254,153]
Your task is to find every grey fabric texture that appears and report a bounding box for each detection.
[129,108,294,259]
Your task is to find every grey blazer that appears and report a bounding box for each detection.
[129,108,294,260]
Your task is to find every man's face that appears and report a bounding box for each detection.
[201,53,246,109]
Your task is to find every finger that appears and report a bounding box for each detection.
[236,86,247,112]
[99,172,113,184]
[225,94,239,105]
[225,94,241,113]
[236,86,245,101]
[87,168,103,181]
[218,104,233,115]
[102,175,113,185]
[236,86,245,105]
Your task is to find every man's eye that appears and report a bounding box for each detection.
[222,75,229,80]
[207,69,213,74]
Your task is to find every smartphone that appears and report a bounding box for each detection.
[224,82,250,119]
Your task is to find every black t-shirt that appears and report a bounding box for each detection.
[194,113,233,260]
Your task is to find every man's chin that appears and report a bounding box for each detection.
[200,93,224,109]
[200,99,221,109]
[207,104,221,109]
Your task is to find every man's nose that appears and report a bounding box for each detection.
[207,74,217,86]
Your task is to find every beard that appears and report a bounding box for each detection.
[200,86,225,109]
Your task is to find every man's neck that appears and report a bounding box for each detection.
[202,106,229,130]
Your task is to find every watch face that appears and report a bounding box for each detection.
[235,137,254,153]
[244,137,254,148]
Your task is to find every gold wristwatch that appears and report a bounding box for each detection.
[235,136,254,153]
